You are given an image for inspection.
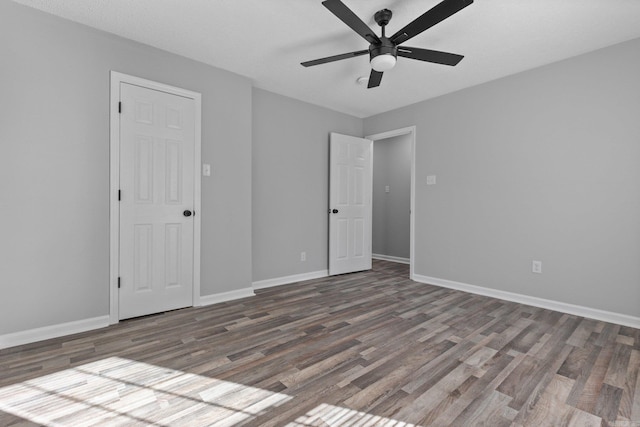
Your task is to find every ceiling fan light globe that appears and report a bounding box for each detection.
[370,54,396,72]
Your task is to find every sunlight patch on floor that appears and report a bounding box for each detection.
[0,356,292,426]
[0,356,418,426]
[288,402,419,427]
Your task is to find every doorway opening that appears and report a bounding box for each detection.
[366,127,415,279]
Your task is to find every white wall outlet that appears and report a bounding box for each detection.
[203,163,211,176]
[300,251,306,262]
[426,175,437,185]
[532,260,542,274]
[385,185,390,193]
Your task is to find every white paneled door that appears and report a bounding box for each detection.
[119,83,195,320]
[329,133,373,275]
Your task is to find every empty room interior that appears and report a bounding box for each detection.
[1,0,640,425]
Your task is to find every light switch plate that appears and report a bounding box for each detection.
[203,164,211,176]
[426,175,436,185]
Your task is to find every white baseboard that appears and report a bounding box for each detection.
[0,315,110,350]
[372,254,410,265]
[253,270,329,290]
[1,287,257,350]
[199,287,256,307]
[413,274,640,329]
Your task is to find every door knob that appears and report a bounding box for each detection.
[332,209,339,214]
[183,210,193,217]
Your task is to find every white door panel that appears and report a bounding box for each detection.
[119,83,195,319]
[329,133,372,275]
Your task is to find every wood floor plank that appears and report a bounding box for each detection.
[520,374,575,426]
[603,342,633,389]
[457,390,515,427]
[574,340,616,414]
[432,351,520,425]
[0,260,638,426]
[510,345,575,425]
[618,348,640,420]
[631,349,640,422]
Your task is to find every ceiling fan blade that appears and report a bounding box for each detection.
[390,0,473,45]
[397,46,464,66]
[322,0,381,45]
[301,49,369,67]
[367,70,383,88]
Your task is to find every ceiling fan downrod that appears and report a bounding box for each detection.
[370,9,396,72]
[374,8,393,36]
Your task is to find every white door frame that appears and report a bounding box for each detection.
[365,126,416,280]
[109,71,202,325]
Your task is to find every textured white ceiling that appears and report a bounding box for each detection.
[12,0,640,118]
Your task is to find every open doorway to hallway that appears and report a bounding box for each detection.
[368,126,415,278]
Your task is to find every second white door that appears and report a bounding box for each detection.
[329,133,373,275]
[119,82,196,320]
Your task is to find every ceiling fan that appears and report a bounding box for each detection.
[301,0,473,88]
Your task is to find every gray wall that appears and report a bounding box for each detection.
[252,89,362,282]
[2,0,638,339]
[0,2,252,335]
[364,38,640,317]
[372,134,411,259]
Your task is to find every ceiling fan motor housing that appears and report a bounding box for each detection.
[369,37,397,61]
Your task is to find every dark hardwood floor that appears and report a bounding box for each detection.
[1,260,638,426]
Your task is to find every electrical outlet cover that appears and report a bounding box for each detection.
[532,260,542,273]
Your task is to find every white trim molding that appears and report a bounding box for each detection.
[372,254,410,265]
[0,316,110,350]
[199,288,256,307]
[413,274,640,329]
[253,270,329,290]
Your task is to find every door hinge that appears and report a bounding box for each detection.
[118,189,121,201]
[118,102,122,114]
[117,277,121,289]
